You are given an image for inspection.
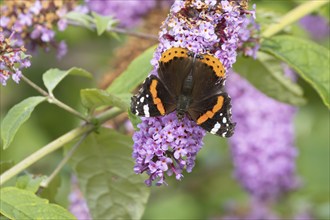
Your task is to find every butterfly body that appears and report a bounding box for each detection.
[131,47,235,137]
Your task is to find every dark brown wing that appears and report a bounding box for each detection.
[188,92,235,137]
[191,61,225,102]
[131,75,176,117]
[158,57,193,98]
[188,60,235,137]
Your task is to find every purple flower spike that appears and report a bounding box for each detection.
[300,15,330,41]
[132,0,258,186]
[86,0,159,28]
[0,31,31,86]
[133,112,205,186]
[0,1,85,58]
[227,72,299,201]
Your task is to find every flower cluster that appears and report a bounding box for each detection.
[85,0,171,28]
[227,72,299,201]
[152,0,257,69]
[133,112,205,186]
[133,0,257,186]
[0,0,85,59]
[0,30,31,85]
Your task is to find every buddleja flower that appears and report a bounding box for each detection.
[0,30,31,85]
[85,0,166,28]
[0,0,85,58]
[225,4,299,201]
[227,71,299,202]
[133,0,257,186]
[300,15,330,41]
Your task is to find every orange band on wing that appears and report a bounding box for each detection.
[159,47,189,63]
[196,96,224,125]
[150,79,165,115]
[200,54,225,78]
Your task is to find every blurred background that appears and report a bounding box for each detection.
[0,0,329,219]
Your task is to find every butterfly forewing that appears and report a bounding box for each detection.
[131,75,176,117]
[191,60,225,101]
[158,52,193,98]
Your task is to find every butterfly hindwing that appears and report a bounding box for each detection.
[131,75,176,117]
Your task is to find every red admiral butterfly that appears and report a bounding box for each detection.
[131,47,235,137]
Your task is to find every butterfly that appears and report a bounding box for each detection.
[130,47,235,137]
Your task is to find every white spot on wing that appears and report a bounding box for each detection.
[210,122,221,134]
[222,132,227,137]
[222,117,227,123]
[143,105,150,117]
[140,97,145,103]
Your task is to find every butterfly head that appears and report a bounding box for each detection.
[176,110,186,121]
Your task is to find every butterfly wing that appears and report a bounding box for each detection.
[188,92,235,137]
[158,48,193,98]
[131,75,176,117]
[188,59,235,137]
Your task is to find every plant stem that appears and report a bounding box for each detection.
[39,132,90,189]
[21,75,48,97]
[67,20,158,40]
[22,75,89,122]
[109,27,158,40]
[0,124,93,186]
[96,107,123,122]
[262,1,329,38]
[51,97,89,122]
[0,107,124,186]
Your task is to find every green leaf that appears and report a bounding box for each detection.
[92,12,117,36]
[128,109,141,131]
[107,45,157,93]
[40,174,61,203]
[0,161,14,174]
[80,88,131,110]
[16,174,46,193]
[0,187,76,219]
[261,35,330,108]
[69,128,150,220]
[1,96,46,149]
[233,53,306,106]
[43,68,92,94]
[65,11,94,29]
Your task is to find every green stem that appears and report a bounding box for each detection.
[0,107,124,186]
[67,20,158,40]
[51,97,89,122]
[262,1,329,38]
[39,132,90,189]
[0,125,93,186]
[22,75,89,122]
[22,75,48,97]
